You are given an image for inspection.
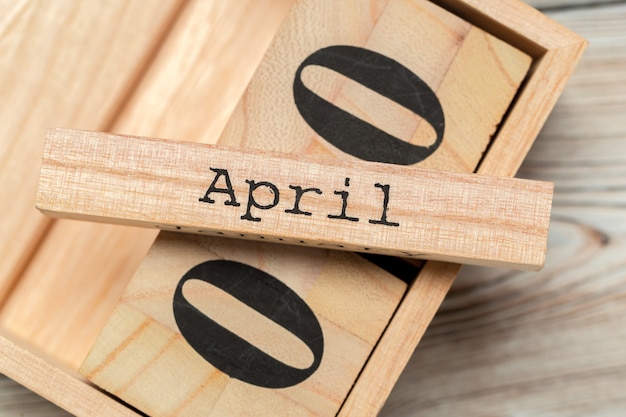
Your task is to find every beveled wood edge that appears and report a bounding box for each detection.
[0,330,141,417]
[338,0,587,415]
[338,262,461,417]
[435,0,588,55]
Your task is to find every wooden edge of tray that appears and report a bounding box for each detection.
[0,330,141,417]
[338,1,587,415]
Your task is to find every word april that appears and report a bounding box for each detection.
[39,130,553,270]
[198,168,399,227]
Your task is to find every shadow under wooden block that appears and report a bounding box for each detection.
[80,233,406,416]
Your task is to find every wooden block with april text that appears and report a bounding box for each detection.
[38,129,553,270]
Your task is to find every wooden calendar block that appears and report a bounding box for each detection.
[38,129,553,270]
[79,233,406,416]
[218,0,531,170]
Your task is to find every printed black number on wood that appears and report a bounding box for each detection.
[294,45,445,165]
[173,260,324,388]
[175,45,439,388]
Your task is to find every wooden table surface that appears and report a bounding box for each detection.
[1,0,625,416]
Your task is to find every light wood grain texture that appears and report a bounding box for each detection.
[0,331,139,417]
[0,0,294,369]
[219,0,531,173]
[0,0,589,416]
[76,0,535,415]
[38,129,553,270]
[0,0,183,303]
[434,0,587,177]
[79,233,406,417]
[378,3,626,416]
[226,2,535,412]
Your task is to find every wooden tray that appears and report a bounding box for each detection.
[0,0,585,416]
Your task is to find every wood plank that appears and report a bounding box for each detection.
[0,0,183,303]
[526,0,619,10]
[0,0,294,369]
[38,129,553,270]
[77,0,532,415]
[380,3,626,415]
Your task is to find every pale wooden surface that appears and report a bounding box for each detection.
[0,332,141,417]
[38,130,552,270]
[0,0,183,302]
[0,0,550,414]
[0,0,293,369]
[0,2,622,417]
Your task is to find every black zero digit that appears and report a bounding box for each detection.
[173,260,324,388]
[294,45,444,165]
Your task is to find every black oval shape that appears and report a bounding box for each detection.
[293,45,445,165]
[173,260,324,388]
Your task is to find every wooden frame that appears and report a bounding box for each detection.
[0,0,586,416]
[341,1,586,414]
[38,130,553,271]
